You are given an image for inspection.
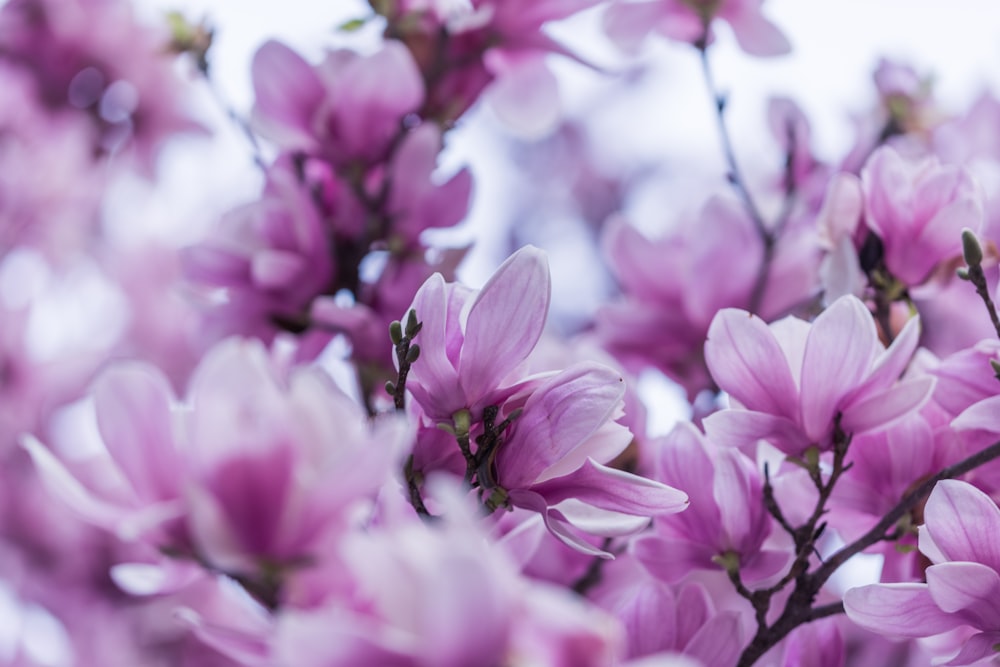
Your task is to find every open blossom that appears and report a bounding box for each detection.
[632,422,790,585]
[403,244,551,424]
[703,295,933,456]
[604,0,791,57]
[25,338,409,586]
[594,199,818,398]
[844,480,1000,665]
[490,362,688,556]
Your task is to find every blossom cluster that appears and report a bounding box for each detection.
[5,1,1000,666]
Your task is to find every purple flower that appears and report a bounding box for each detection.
[403,245,551,424]
[844,480,1000,665]
[703,295,933,456]
[493,362,689,556]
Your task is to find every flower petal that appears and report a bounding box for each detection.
[923,480,1000,571]
[529,458,688,516]
[844,583,963,637]
[926,562,1000,629]
[460,246,550,405]
[799,296,878,441]
[704,309,798,420]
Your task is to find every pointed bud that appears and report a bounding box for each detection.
[385,381,396,396]
[406,344,420,364]
[990,359,1000,381]
[405,309,421,337]
[963,228,984,268]
[957,267,971,281]
[389,320,403,345]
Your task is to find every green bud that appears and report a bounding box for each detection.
[452,409,472,438]
[389,320,403,345]
[962,228,984,268]
[991,359,1000,381]
[803,445,821,473]
[957,267,971,281]
[406,344,420,364]
[384,380,396,396]
[405,309,421,337]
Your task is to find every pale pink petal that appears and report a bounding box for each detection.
[529,458,688,516]
[740,549,793,587]
[923,480,1000,571]
[724,7,791,57]
[952,395,1000,435]
[843,583,963,637]
[702,410,809,455]
[21,434,131,531]
[839,376,934,434]
[799,296,878,441]
[250,41,324,150]
[603,1,662,52]
[683,611,744,667]
[845,314,921,407]
[485,56,561,140]
[632,534,714,583]
[816,173,863,248]
[250,250,305,289]
[944,631,1000,666]
[705,309,798,420]
[926,562,1000,629]
[497,362,623,489]
[509,490,610,557]
[460,246,550,406]
[93,362,182,501]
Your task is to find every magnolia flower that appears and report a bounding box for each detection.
[703,295,933,456]
[490,362,689,556]
[632,423,790,585]
[25,338,409,589]
[604,0,791,57]
[403,244,551,424]
[845,480,1000,665]
[861,146,983,287]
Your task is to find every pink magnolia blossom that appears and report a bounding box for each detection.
[183,165,335,350]
[25,338,409,590]
[491,362,689,556]
[403,244,551,424]
[595,198,818,398]
[844,480,1000,665]
[703,295,933,456]
[251,39,424,165]
[0,0,204,170]
[632,422,790,585]
[861,145,983,287]
[604,0,790,57]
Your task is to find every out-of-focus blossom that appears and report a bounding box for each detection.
[25,338,409,602]
[251,39,424,165]
[594,199,819,398]
[703,295,932,456]
[0,0,204,170]
[845,480,1000,665]
[604,0,791,57]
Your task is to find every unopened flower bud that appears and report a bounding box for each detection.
[962,228,984,268]
[406,344,420,363]
[389,320,403,345]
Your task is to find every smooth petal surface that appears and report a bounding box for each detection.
[800,296,878,441]
[839,376,934,434]
[460,246,550,405]
[497,362,624,489]
[844,583,963,637]
[94,362,182,501]
[251,41,324,149]
[530,458,688,516]
[926,562,1000,628]
[705,308,798,420]
[923,480,1000,571]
